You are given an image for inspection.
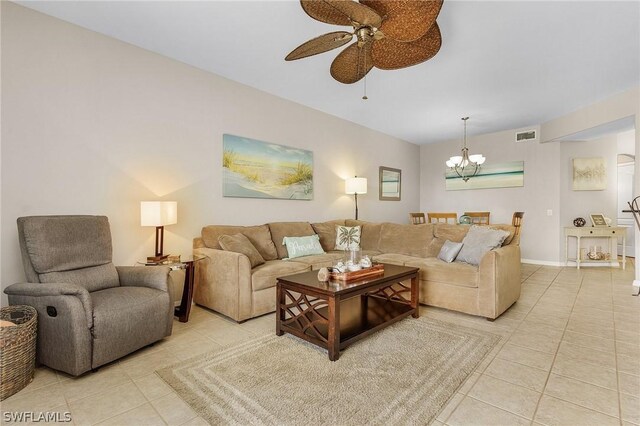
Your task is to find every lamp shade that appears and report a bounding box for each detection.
[141,201,177,227]
[345,177,367,194]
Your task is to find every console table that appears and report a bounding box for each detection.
[564,226,627,270]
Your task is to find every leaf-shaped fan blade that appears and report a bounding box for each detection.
[301,0,382,27]
[372,22,441,70]
[285,31,353,61]
[361,0,443,42]
[330,41,373,84]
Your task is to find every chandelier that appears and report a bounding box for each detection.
[445,117,486,182]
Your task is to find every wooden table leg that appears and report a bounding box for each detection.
[276,282,284,336]
[327,295,340,361]
[175,261,195,323]
[411,275,419,318]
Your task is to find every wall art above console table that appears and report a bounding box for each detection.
[564,226,627,270]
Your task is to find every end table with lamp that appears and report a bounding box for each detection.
[138,255,207,322]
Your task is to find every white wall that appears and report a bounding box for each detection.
[420,126,562,263]
[0,3,420,304]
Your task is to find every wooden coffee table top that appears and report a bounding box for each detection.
[277,263,419,296]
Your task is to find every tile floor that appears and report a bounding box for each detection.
[2,262,639,425]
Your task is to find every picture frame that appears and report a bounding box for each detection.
[590,214,608,227]
[379,166,401,201]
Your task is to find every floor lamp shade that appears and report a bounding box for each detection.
[141,201,177,261]
[345,177,367,220]
[345,177,367,195]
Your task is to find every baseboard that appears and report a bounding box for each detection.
[521,259,564,266]
[522,258,621,268]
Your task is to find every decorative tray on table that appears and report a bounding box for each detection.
[328,264,385,283]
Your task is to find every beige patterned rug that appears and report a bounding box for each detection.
[157,317,499,425]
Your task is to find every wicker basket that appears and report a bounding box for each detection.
[0,305,37,401]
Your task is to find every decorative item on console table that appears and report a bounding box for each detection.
[590,213,608,227]
[573,217,586,227]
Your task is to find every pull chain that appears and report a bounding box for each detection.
[362,75,368,100]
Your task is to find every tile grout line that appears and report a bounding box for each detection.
[529,266,583,423]
[612,266,624,425]
[442,264,547,425]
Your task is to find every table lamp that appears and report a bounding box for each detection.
[345,176,367,220]
[141,201,177,262]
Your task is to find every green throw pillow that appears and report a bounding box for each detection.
[282,235,325,259]
[334,225,361,250]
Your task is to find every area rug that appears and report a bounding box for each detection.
[156,317,499,425]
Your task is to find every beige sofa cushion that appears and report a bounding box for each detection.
[202,225,278,260]
[287,253,344,269]
[345,220,382,251]
[372,253,420,265]
[404,257,479,288]
[218,233,265,268]
[251,260,310,292]
[268,222,316,259]
[311,220,346,251]
[378,223,435,258]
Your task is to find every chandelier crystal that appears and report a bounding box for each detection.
[445,117,485,182]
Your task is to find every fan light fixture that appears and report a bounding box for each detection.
[445,117,485,182]
[285,0,444,87]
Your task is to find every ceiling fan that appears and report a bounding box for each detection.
[285,0,444,84]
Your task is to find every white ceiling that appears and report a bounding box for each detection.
[17,0,640,144]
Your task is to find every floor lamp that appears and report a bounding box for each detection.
[345,176,367,220]
[141,201,177,262]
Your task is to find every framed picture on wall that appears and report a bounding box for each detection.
[379,166,401,201]
[590,214,608,227]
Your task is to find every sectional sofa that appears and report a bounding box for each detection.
[193,219,521,322]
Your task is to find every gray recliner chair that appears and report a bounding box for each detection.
[4,215,173,376]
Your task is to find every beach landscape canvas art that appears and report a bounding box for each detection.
[223,134,313,200]
[445,161,524,191]
[572,157,606,191]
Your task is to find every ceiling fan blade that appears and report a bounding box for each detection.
[285,31,353,61]
[301,0,381,27]
[330,41,373,84]
[361,0,443,42]
[371,22,442,70]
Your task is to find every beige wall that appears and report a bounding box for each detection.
[0,3,420,303]
[421,87,639,265]
[419,126,562,263]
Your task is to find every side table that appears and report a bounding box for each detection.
[139,255,207,322]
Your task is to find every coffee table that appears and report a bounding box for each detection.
[276,264,419,361]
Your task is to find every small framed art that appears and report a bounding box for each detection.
[590,214,608,227]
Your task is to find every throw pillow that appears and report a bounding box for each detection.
[282,235,325,259]
[437,240,464,263]
[218,233,265,268]
[456,225,509,266]
[334,225,361,250]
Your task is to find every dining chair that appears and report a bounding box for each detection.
[464,211,490,225]
[512,212,525,240]
[409,212,426,225]
[427,212,458,224]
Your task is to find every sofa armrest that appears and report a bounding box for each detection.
[193,247,253,321]
[116,266,171,292]
[477,245,522,319]
[4,282,93,329]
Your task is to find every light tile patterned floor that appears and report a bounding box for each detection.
[2,262,639,425]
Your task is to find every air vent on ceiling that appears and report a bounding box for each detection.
[515,129,537,143]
